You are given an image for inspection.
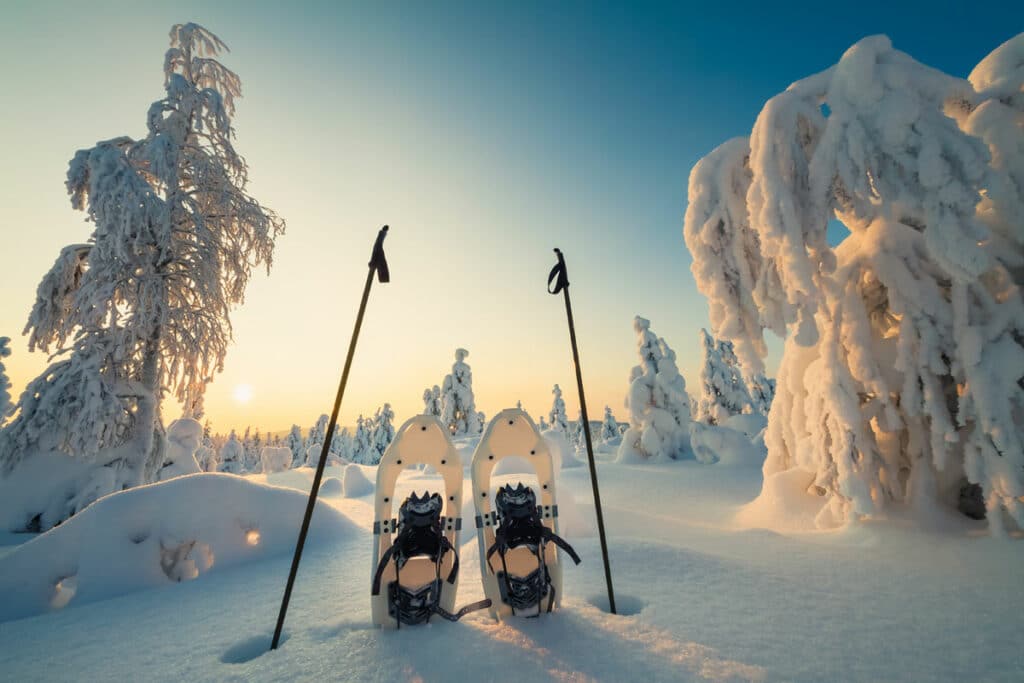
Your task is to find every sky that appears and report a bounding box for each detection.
[1,1,1021,435]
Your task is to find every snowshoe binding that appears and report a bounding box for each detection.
[371,415,490,628]
[471,409,581,619]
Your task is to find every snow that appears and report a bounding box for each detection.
[260,446,292,474]
[341,464,373,498]
[0,473,353,622]
[1,457,1021,682]
[158,418,203,481]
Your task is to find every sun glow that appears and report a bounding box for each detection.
[232,384,254,404]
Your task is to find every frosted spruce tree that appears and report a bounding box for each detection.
[366,403,395,465]
[0,24,283,529]
[600,406,620,443]
[617,317,692,462]
[285,425,304,467]
[0,338,12,425]
[440,349,482,436]
[746,372,777,416]
[330,427,352,462]
[548,384,569,433]
[683,34,1024,531]
[219,430,244,474]
[351,415,370,464]
[305,414,329,458]
[422,385,442,417]
[696,329,752,424]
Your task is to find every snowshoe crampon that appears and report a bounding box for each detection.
[471,409,581,619]
[371,415,489,628]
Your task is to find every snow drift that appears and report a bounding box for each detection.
[0,473,354,622]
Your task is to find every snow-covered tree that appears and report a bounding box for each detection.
[745,372,776,416]
[617,317,693,462]
[219,430,244,474]
[305,414,329,458]
[365,403,395,465]
[285,425,304,467]
[422,385,441,417]
[600,406,620,443]
[330,426,352,462]
[696,329,753,425]
[351,415,370,464]
[539,416,549,431]
[439,349,482,436]
[0,337,12,424]
[548,384,569,434]
[683,34,1024,530]
[0,24,283,528]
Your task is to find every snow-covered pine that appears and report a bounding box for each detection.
[158,418,202,481]
[696,329,753,425]
[745,372,777,416]
[539,415,549,430]
[351,415,370,465]
[548,384,569,433]
[285,425,304,467]
[366,403,395,465]
[439,349,482,436]
[0,337,12,424]
[0,24,283,530]
[305,414,329,460]
[330,426,352,462]
[219,430,244,474]
[617,316,693,462]
[600,406,620,443]
[422,385,442,417]
[683,34,1024,531]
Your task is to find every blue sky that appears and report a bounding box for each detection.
[1,1,1021,431]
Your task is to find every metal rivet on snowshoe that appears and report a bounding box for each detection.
[384,497,389,502]
[421,426,426,431]
[481,492,487,497]
[397,460,402,465]
[530,450,535,455]
[441,460,446,465]
[508,419,514,424]
[449,496,454,501]
[488,454,494,460]
[543,484,548,489]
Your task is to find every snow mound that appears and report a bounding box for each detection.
[690,422,767,467]
[735,468,829,532]
[342,465,374,498]
[0,473,354,622]
[319,477,343,496]
[721,413,768,439]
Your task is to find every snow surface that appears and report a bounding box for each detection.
[1,438,1021,681]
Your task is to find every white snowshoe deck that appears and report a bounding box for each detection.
[371,415,463,628]
[471,409,565,620]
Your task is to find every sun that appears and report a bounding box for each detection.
[233,384,254,404]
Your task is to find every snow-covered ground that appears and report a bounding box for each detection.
[1,440,1022,682]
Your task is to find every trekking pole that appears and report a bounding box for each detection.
[271,225,390,650]
[547,248,616,614]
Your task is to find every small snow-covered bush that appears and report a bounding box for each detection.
[157,418,203,481]
[342,464,374,498]
[260,446,292,474]
[440,349,482,436]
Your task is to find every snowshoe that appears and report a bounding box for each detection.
[471,409,581,619]
[371,415,490,628]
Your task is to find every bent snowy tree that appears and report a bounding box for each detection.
[0,24,284,530]
[684,34,1024,532]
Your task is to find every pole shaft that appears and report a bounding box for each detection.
[561,287,617,614]
[271,265,377,650]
